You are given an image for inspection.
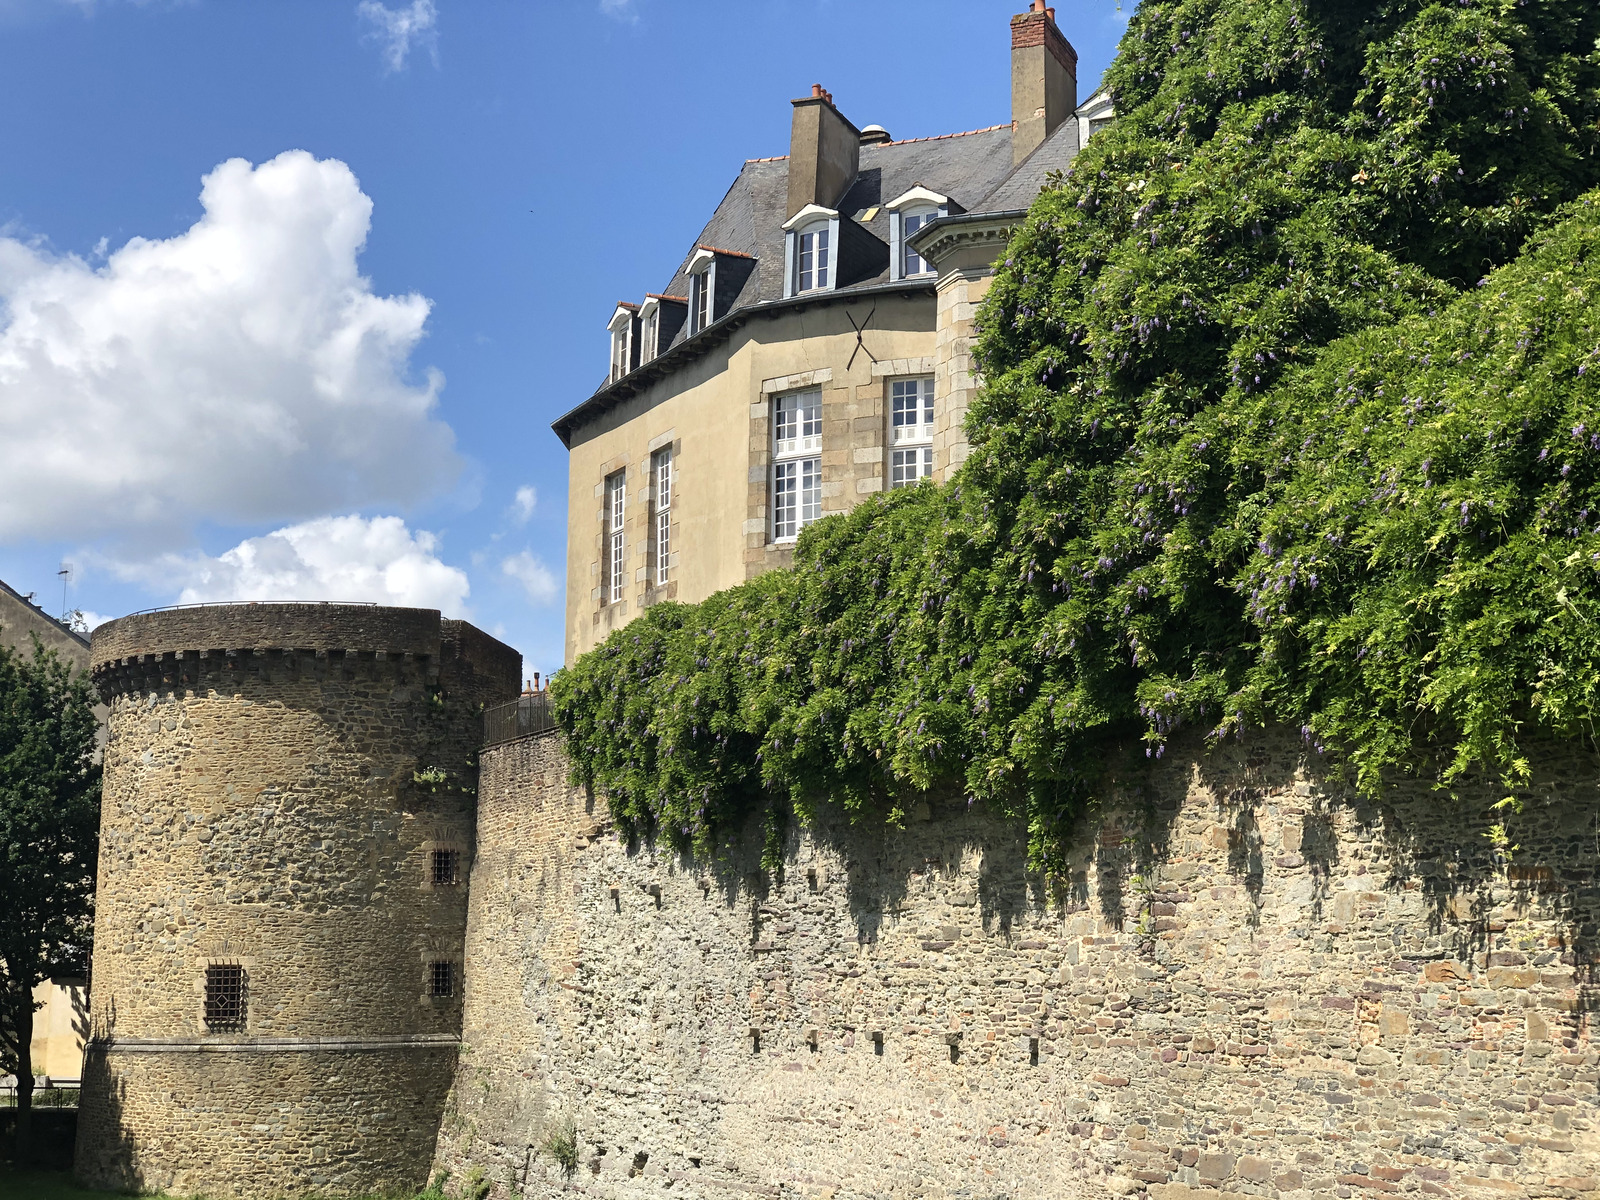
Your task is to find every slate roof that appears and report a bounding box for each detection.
[645,122,1056,353]
[563,116,1088,436]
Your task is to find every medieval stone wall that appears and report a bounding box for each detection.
[76,603,519,1198]
[434,728,1599,1200]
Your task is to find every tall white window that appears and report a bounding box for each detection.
[604,470,625,603]
[692,270,713,333]
[889,376,935,488]
[797,225,830,292]
[772,389,822,541]
[901,207,937,277]
[643,309,659,361]
[610,323,632,383]
[651,447,672,586]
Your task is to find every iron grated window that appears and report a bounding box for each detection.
[429,961,455,998]
[431,848,459,886]
[204,963,246,1030]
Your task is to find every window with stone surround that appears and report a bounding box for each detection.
[430,848,459,886]
[651,447,672,586]
[772,389,822,541]
[602,470,625,604]
[888,377,934,488]
[203,963,246,1031]
[428,960,455,998]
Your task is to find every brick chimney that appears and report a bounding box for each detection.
[787,84,861,220]
[1011,1,1078,166]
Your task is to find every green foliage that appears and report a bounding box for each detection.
[555,0,1600,864]
[540,1115,580,1179]
[461,1166,491,1200]
[0,638,100,1112]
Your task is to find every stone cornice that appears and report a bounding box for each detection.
[905,210,1027,271]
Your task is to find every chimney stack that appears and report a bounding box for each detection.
[787,84,861,219]
[1010,0,1078,166]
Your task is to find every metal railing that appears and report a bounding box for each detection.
[484,693,556,746]
[0,1079,79,1108]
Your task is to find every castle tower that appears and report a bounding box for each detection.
[74,604,519,1198]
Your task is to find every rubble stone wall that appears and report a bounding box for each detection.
[76,603,518,1198]
[435,728,1600,1200]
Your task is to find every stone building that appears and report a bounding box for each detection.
[73,603,519,1197]
[0,574,90,671]
[555,1,1112,663]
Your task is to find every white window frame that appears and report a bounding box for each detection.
[888,376,935,488]
[639,297,660,361]
[604,470,625,604]
[899,206,939,277]
[781,204,840,298]
[796,223,830,292]
[607,305,637,384]
[686,247,717,335]
[651,447,672,586]
[885,187,951,283]
[772,389,822,542]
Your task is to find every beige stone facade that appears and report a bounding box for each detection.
[26,978,86,1082]
[564,293,940,661]
[74,604,518,1198]
[435,727,1600,1200]
[554,3,1113,666]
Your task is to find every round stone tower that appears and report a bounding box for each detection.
[74,604,519,1198]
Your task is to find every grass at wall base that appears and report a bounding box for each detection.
[553,0,1600,868]
[0,1164,459,1200]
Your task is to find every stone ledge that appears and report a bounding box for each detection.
[95,1034,461,1054]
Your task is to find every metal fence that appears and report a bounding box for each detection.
[0,1081,79,1108]
[483,693,556,746]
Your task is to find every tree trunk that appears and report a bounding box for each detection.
[12,1008,33,1163]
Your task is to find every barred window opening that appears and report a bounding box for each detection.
[431,848,459,886]
[204,963,246,1030]
[429,960,455,998]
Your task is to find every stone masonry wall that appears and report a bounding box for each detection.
[435,728,1599,1200]
[78,604,518,1198]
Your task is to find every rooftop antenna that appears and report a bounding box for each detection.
[58,562,73,621]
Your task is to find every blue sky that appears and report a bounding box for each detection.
[0,0,1133,676]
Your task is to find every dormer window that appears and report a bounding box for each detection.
[686,247,717,335]
[782,205,841,298]
[607,303,640,383]
[637,293,687,363]
[642,305,659,360]
[798,223,830,291]
[900,207,937,276]
[886,186,957,282]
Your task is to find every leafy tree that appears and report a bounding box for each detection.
[0,636,100,1140]
[555,0,1600,865]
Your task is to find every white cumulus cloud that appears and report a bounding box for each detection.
[0,150,458,549]
[357,0,438,71]
[119,514,470,614]
[501,550,557,606]
[510,485,537,524]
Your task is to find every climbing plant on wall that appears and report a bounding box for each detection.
[556,0,1600,865]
